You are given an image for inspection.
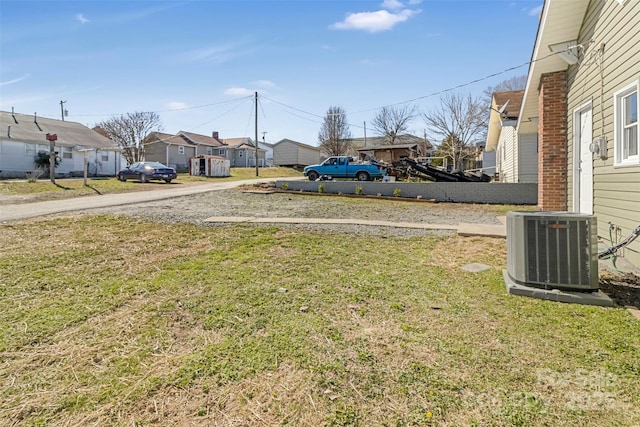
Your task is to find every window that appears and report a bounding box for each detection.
[101,151,109,161]
[178,146,185,155]
[25,144,36,155]
[206,147,212,155]
[62,146,73,159]
[218,149,226,156]
[614,81,639,166]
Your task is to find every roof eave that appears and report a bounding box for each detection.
[517,0,589,134]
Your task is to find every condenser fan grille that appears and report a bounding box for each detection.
[525,218,592,288]
[506,212,599,292]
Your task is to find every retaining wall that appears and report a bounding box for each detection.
[276,181,538,205]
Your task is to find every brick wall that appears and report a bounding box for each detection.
[538,71,568,211]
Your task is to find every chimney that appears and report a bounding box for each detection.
[212,131,219,140]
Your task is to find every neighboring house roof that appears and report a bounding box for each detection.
[357,143,420,152]
[0,110,118,150]
[486,90,525,152]
[221,137,252,148]
[178,131,225,147]
[348,134,431,151]
[145,131,189,146]
[494,90,524,121]
[518,0,590,134]
[258,141,275,149]
[273,138,320,150]
[222,137,267,152]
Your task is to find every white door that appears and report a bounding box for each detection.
[575,107,593,214]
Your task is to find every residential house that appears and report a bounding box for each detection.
[0,110,121,178]
[350,134,433,164]
[486,90,537,183]
[519,0,640,268]
[144,131,225,171]
[220,137,267,167]
[272,139,322,167]
[474,142,496,177]
[257,139,275,166]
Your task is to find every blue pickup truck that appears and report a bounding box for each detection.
[303,156,386,181]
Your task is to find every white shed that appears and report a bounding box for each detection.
[273,139,321,167]
[190,155,230,177]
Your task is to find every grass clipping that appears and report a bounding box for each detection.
[0,215,639,426]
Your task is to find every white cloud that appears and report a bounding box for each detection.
[167,102,188,110]
[224,87,253,96]
[381,0,404,10]
[331,9,419,33]
[528,5,543,16]
[76,13,90,24]
[0,74,30,86]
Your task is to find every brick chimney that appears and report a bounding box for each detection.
[537,70,568,211]
[212,131,219,140]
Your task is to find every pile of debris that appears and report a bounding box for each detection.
[392,157,491,182]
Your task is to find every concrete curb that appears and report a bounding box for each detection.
[203,216,507,238]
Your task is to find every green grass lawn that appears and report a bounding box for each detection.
[0,167,301,202]
[0,215,638,426]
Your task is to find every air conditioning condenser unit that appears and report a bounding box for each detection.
[504,211,613,306]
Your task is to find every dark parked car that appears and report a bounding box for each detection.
[117,162,177,183]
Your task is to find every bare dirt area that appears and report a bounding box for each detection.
[599,272,640,309]
[80,186,504,238]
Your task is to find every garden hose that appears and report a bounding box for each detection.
[598,224,640,260]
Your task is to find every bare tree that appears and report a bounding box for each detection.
[95,111,163,165]
[422,92,486,171]
[483,75,527,104]
[371,105,417,144]
[318,106,352,156]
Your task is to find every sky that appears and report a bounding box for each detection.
[0,0,543,146]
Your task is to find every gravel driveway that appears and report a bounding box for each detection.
[84,188,504,237]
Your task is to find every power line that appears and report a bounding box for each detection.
[65,95,254,119]
[266,47,575,120]
[190,96,253,131]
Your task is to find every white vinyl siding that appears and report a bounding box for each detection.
[498,126,517,183]
[566,0,640,267]
[518,133,539,183]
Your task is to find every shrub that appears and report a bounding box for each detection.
[393,188,402,197]
[25,170,44,183]
[355,185,363,195]
[280,182,289,191]
[34,150,60,170]
[318,183,325,193]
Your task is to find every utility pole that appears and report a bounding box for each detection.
[363,121,367,148]
[46,133,58,183]
[254,91,259,177]
[60,100,67,121]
